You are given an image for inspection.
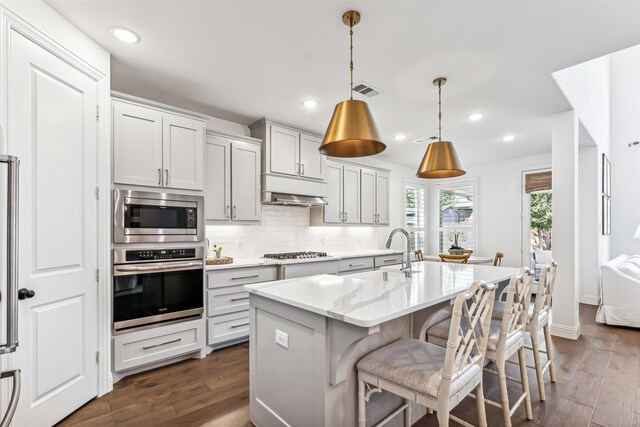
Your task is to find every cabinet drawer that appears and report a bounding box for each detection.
[207,285,249,316]
[280,261,338,279]
[208,312,250,345]
[207,266,277,288]
[338,257,374,273]
[114,319,204,372]
[374,254,404,268]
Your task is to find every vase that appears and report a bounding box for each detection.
[449,249,465,255]
[215,252,221,259]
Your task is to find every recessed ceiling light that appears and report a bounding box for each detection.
[302,99,318,109]
[110,27,140,44]
[502,134,515,142]
[394,134,406,141]
[467,113,484,121]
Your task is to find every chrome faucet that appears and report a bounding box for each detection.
[385,228,412,277]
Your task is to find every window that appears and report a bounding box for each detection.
[436,181,476,253]
[404,181,425,252]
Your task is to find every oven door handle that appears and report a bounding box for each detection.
[114,261,204,276]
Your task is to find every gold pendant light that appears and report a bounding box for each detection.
[416,77,465,178]
[319,10,385,158]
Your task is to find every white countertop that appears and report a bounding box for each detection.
[205,249,404,271]
[245,261,520,327]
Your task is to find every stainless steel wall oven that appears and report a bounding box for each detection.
[113,247,204,332]
[113,189,204,243]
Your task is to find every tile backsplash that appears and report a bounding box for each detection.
[206,205,386,258]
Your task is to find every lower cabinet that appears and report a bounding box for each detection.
[206,266,278,349]
[337,257,375,275]
[374,254,405,268]
[279,261,339,279]
[113,318,205,372]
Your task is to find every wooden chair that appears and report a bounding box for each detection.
[415,250,424,261]
[428,269,535,426]
[464,249,474,255]
[438,253,471,264]
[493,252,504,266]
[357,281,497,427]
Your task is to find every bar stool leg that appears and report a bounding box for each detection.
[518,347,533,420]
[358,378,366,427]
[543,324,557,383]
[404,399,411,427]
[436,409,449,427]
[475,382,488,427]
[531,329,546,401]
[497,357,512,427]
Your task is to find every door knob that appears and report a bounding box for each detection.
[18,288,35,300]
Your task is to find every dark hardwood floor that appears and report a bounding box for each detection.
[57,305,640,426]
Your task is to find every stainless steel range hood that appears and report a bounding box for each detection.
[263,193,328,207]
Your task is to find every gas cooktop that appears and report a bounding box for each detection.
[263,251,328,260]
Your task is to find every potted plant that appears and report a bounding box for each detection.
[447,230,466,255]
[212,244,223,259]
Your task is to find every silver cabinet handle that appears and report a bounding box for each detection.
[296,163,300,175]
[230,296,250,302]
[231,274,259,281]
[233,206,237,219]
[158,168,162,185]
[225,206,230,219]
[349,263,365,267]
[143,338,181,350]
[231,322,250,329]
[165,169,169,186]
[384,259,399,263]
[0,155,18,355]
[301,164,305,176]
[344,211,348,222]
[0,369,20,427]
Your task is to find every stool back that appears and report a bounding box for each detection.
[532,260,557,323]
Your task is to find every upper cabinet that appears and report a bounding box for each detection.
[205,132,261,223]
[112,93,206,190]
[299,133,325,180]
[311,160,390,226]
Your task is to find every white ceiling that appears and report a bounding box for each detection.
[47,0,640,168]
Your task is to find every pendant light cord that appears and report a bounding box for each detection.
[438,80,442,141]
[349,18,354,100]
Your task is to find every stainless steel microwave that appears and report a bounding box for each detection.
[113,189,204,243]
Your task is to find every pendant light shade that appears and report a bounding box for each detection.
[319,10,385,158]
[319,99,385,157]
[416,77,465,179]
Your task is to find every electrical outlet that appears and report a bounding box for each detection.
[275,329,289,349]
[236,240,244,250]
[321,237,326,246]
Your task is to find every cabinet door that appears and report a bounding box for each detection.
[268,124,300,176]
[163,113,205,190]
[231,141,261,221]
[360,168,377,224]
[376,172,390,224]
[113,101,163,187]
[342,164,361,224]
[205,136,231,221]
[299,133,325,180]
[324,161,344,223]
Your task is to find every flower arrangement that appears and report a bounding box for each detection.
[446,230,467,252]
[212,243,223,258]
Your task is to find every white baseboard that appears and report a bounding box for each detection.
[107,372,114,392]
[550,322,582,340]
[579,295,600,306]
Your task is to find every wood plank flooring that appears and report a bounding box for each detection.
[57,305,640,426]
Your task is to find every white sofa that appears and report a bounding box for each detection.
[597,254,640,327]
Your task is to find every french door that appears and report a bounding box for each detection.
[9,29,99,426]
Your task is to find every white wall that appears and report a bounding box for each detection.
[578,142,600,305]
[610,45,640,257]
[206,157,419,258]
[424,152,551,268]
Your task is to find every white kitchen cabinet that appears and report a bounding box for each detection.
[323,161,344,223]
[163,113,205,190]
[113,101,164,187]
[279,261,339,279]
[205,131,261,223]
[299,133,325,180]
[343,164,361,224]
[376,172,390,224]
[112,94,207,190]
[269,124,300,176]
[360,168,377,224]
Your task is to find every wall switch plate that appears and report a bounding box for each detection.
[275,329,289,349]
[236,240,244,250]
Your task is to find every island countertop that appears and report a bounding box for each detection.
[245,261,520,328]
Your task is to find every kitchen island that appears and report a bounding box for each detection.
[246,261,520,427]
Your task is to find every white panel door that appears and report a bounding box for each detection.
[299,133,325,180]
[342,164,361,224]
[376,172,390,224]
[112,100,163,187]
[205,136,231,221]
[360,168,376,224]
[9,30,98,426]
[269,125,299,176]
[324,162,343,223]
[231,142,261,221]
[163,113,204,190]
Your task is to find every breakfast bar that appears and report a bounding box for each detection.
[246,261,520,427]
